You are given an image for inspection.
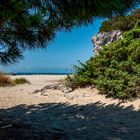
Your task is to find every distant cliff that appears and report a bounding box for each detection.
[91,30,122,52]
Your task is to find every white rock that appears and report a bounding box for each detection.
[91,30,122,53]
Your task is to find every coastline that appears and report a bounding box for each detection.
[9,73,73,76]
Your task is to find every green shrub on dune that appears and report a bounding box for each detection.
[66,25,140,100]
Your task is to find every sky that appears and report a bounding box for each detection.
[1,19,103,73]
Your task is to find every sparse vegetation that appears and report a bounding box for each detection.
[0,72,30,86]
[0,72,13,86]
[66,24,140,100]
[14,78,30,85]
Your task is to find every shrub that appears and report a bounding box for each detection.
[99,8,140,32]
[14,78,30,85]
[66,27,140,100]
[0,72,13,86]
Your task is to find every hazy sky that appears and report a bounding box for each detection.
[2,19,103,73]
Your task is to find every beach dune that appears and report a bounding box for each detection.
[0,75,140,139]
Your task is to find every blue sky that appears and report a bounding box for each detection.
[2,19,103,73]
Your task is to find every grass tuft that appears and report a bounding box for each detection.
[14,78,30,85]
[0,72,14,86]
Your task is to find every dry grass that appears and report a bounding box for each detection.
[0,72,13,86]
[0,72,30,86]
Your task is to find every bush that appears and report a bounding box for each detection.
[0,72,13,86]
[66,27,140,100]
[14,78,30,85]
[99,8,140,32]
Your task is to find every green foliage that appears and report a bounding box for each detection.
[0,0,139,64]
[14,78,30,85]
[100,8,140,32]
[66,27,140,100]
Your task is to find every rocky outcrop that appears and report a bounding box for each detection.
[91,30,122,52]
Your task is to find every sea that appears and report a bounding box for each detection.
[11,72,73,75]
[8,68,74,75]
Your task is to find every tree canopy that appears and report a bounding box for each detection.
[0,0,139,64]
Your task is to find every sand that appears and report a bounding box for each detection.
[0,75,140,139]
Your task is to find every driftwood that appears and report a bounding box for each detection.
[32,83,73,94]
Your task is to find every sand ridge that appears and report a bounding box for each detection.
[0,75,139,109]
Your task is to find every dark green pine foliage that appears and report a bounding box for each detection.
[0,0,139,64]
[66,23,140,100]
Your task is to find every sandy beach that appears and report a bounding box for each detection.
[0,75,140,139]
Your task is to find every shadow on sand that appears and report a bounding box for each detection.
[0,102,140,140]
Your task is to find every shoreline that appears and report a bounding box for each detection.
[9,73,72,76]
[10,74,68,76]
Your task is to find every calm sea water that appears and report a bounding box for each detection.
[9,68,74,75]
[11,72,72,75]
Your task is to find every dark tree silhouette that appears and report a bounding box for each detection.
[0,0,139,64]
